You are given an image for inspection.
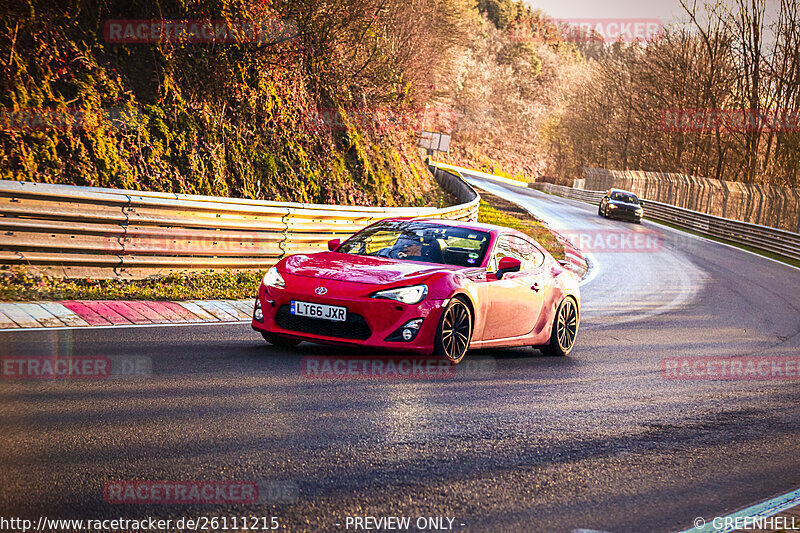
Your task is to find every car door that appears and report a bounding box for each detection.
[515,236,552,333]
[482,235,546,340]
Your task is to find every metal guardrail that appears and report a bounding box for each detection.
[0,169,479,279]
[529,182,800,262]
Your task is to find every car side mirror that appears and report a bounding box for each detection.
[639,200,646,207]
[328,238,342,251]
[496,256,522,280]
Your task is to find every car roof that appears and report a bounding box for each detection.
[383,217,506,235]
[609,188,638,196]
[372,217,550,254]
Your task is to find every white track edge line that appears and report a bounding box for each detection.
[516,182,800,274]
[646,217,800,273]
[579,253,600,287]
[454,164,800,274]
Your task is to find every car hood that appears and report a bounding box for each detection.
[283,252,463,285]
[610,200,640,209]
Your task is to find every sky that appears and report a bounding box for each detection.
[525,0,783,26]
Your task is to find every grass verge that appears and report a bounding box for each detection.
[478,191,565,261]
[0,269,264,302]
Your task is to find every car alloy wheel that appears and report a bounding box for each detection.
[541,297,578,357]
[435,298,472,364]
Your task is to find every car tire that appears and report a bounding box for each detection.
[540,297,579,357]
[434,297,473,364]
[261,332,301,348]
[598,205,603,216]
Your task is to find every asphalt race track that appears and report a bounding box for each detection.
[2,176,800,532]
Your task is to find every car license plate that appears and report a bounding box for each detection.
[291,301,347,322]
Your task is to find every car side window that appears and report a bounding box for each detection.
[490,235,542,272]
[503,235,546,271]
[521,239,545,269]
[489,235,524,272]
[509,235,543,271]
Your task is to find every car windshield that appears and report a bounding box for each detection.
[338,221,491,267]
[611,192,639,204]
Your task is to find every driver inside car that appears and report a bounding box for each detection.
[389,237,423,259]
[374,231,444,262]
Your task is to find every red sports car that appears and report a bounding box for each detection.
[251,218,580,363]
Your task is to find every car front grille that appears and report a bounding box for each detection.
[274,305,371,340]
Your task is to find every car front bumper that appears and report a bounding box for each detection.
[607,208,642,222]
[251,283,448,354]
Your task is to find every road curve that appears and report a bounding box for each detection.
[1,175,800,533]
[467,177,711,329]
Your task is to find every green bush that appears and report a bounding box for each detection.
[0,268,264,301]
[0,0,444,207]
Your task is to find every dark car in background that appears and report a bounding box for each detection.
[598,189,644,223]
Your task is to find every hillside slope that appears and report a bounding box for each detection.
[0,0,466,206]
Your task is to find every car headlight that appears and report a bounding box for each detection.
[636,207,644,215]
[262,267,285,288]
[607,204,618,209]
[372,284,428,305]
